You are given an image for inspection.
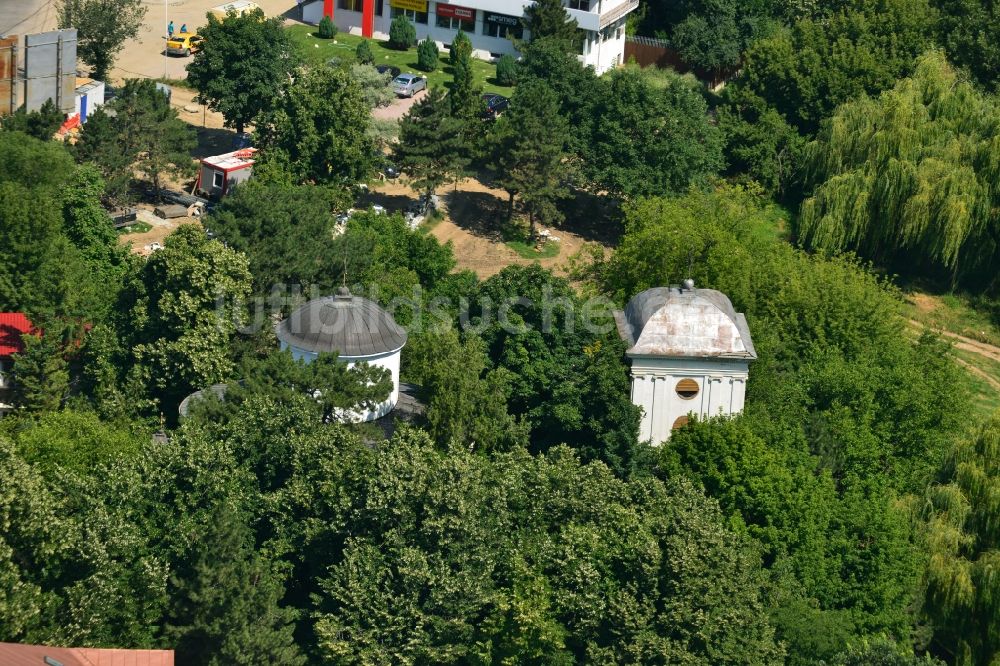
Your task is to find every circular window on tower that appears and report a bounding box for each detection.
[672,415,689,430]
[675,378,700,400]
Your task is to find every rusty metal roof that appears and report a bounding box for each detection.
[615,286,756,360]
[275,287,407,358]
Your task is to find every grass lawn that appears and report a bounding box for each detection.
[117,221,153,235]
[286,24,511,96]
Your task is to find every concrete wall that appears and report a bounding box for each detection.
[628,356,749,444]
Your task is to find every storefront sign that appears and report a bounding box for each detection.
[436,3,474,20]
[483,12,518,26]
[390,0,428,12]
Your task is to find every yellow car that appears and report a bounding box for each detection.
[165,33,204,56]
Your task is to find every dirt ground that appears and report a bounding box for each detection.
[119,206,202,255]
[366,177,598,279]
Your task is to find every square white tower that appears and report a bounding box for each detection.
[614,282,756,444]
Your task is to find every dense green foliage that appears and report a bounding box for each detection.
[4,3,1000,663]
[934,0,1000,91]
[581,185,969,661]
[256,67,376,185]
[186,8,297,134]
[0,100,64,141]
[919,417,1000,666]
[448,31,478,117]
[800,52,1000,291]
[736,0,935,133]
[489,80,571,232]
[521,0,579,47]
[587,68,723,198]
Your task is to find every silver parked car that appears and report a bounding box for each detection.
[392,73,427,98]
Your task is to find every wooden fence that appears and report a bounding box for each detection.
[624,35,738,90]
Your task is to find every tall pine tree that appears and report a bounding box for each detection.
[448,31,478,118]
[395,88,469,198]
[164,504,304,665]
[522,0,579,48]
[490,80,571,235]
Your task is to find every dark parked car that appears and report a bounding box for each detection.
[481,93,509,119]
[376,64,402,80]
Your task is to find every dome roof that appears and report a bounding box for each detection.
[275,287,408,357]
[615,285,756,359]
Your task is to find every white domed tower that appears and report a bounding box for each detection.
[614,281,756,444]
[275,287,407,422]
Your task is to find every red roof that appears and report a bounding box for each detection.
[0,642,174,666]
[0,313,33,358]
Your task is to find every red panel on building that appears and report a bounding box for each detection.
[362,0,375,37]
[0,314,33,358]
[324,0,334,19]
[435,3,474,19]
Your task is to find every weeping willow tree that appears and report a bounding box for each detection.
[799,51,1000,290]
[919,417,1000,665]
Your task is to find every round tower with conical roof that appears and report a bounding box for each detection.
[275,287,408,422]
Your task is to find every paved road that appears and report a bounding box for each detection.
[113,0,299,82]
[0,0,56,39]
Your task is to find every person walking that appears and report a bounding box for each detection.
[180,23,187,33]
[168,20,174,38]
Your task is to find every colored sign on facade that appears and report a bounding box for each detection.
[389,0,428,12]
[435,3,474,19]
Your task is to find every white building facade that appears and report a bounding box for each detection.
[275,287,408,422]
[615,283,756,444]
[302,0,638,73]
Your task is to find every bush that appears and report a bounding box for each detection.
[355,39,374,64]
[417,37,438,71]
[317,15,337,39]
[388,16,416,50]
[495,53,517,86]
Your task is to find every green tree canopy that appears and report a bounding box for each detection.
[919,417,1000,666]
[0,100,64,141]
[935,0,1000,91]
[56,0,147,80]
[586,67,723,198]
[125,225,252,414]
[800,51,1000,291]
[394,87,468,199]
[256,66,376,185]
[75,79,196,200]
[737,0,935,133]
[521,0,579,47]
[185,8,298,134]
[490,79,572,233]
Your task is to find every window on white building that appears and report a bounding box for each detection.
[338,0,363,11]
[435,11,474,31]
[391,6,428,23]
[482,12,522,39]
[567,0,590,10]
[675,378,700,399]
[212,171,224,189]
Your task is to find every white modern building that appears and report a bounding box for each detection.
[275,287,408,422]
[615,281,757,444]
[302,0,638,73]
